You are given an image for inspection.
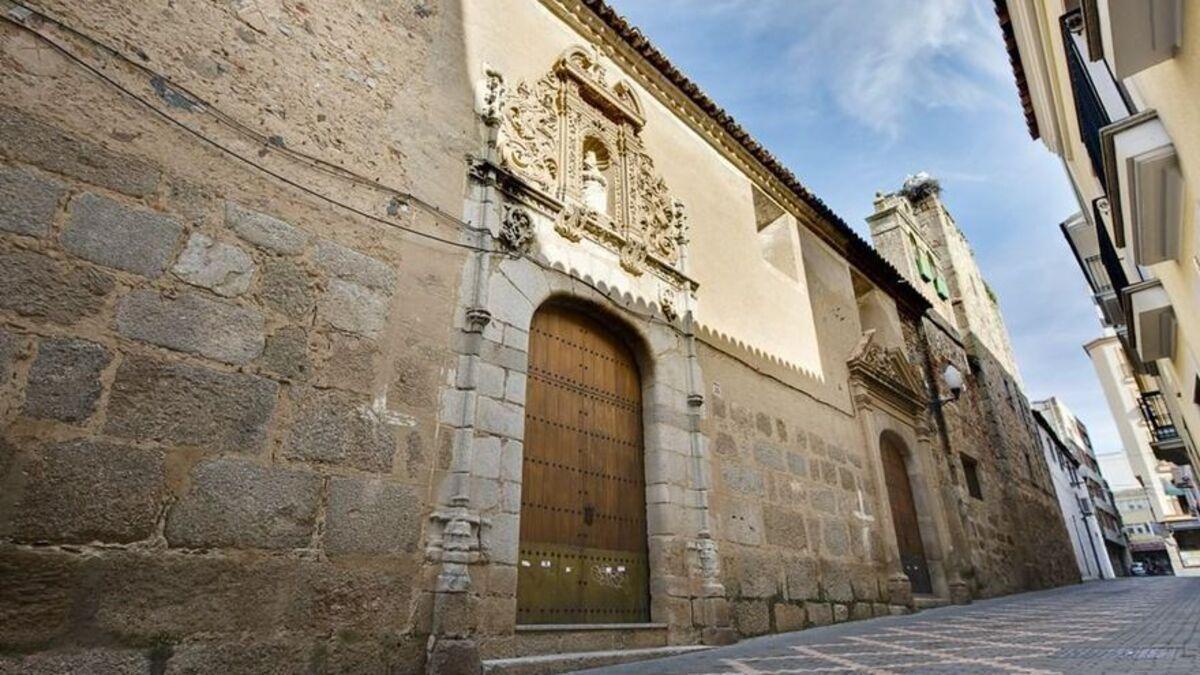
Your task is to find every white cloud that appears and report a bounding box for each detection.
[643,0,1009,138]
[610,0,1129,462]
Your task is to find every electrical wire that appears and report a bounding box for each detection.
[1,2,490,254]
[2,2,856,410]
[6,1,469,223]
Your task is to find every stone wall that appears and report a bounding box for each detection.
[0,0,475,671]
[0,1,1085,671]
[905,318,1080,598]
[699,342,897,637]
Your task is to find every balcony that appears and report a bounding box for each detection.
[1061,12,1133,191]
[1140,389,1189,465]
[1101,111,1185,267]
[1084,0,1183,79]
[1092,199,1131,328]
[1082,255,1112,293]
[1140,391,1178,442]
[1062,206,1130,328]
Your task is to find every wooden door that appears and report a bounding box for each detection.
[882,440,933,594]
[516,305,650,624]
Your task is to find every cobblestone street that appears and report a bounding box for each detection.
[580,578,1200,674]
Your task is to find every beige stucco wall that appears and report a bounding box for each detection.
[461,0,824,378]
[1012,0,1200,469]
[1084,335,1175,516]
[1123,6,1200,467]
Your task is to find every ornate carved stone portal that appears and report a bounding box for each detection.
[846,330,926,417]
[496,46,692,286]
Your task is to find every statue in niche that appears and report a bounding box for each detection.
[581,148,608,216]
[494,46,695,288]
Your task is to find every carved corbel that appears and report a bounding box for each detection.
[659,286,679,322]
[427,506,490,593]
[499,204,535,255]
[464,308,492,334]
[619,239,647,276]
[555,205,591,242]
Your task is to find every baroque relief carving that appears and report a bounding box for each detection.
[497,70,560,193]
[494,46,693,287]
[847,330,926,416]
[499,204,535,254]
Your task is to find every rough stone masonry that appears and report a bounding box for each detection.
[0,0,476,671]
[0,1,1080,673]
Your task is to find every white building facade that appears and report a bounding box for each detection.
[1034,410,1115,580]
[1085,333,1200,575]
[1033,397,1128,576]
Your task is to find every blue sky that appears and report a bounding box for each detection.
[608,0,1132,475]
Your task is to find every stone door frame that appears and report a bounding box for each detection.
[846,331,954,604]
[478,277,700,631]
[425,178,729,652]
[874,425,950,599]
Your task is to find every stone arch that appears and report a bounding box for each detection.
[449,251,714,644]
[516,300,651,623]
[874,425,951,600]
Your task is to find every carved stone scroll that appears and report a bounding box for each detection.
[493,46,693,288]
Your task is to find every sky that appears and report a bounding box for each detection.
[608,0,1135,485]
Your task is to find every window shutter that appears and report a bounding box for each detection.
[918,251,933,280]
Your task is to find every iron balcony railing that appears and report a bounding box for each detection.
[1083,254,1114,293]
[1139,391,1179,444]
[1061,12,1133,192]
[1092,198,1129,327]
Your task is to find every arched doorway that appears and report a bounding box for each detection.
[516,304,650,624]
[881,433,933,595]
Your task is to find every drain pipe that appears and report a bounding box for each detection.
[426,71,504,674]
[676,234,731,643]
[678,248,712,542]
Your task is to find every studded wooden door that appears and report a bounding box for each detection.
[882,440,933,595]
[516,305,650,624]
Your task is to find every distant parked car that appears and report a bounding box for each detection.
[1131,562,1148,576]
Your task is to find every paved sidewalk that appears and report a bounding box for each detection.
[578,577,1200,674]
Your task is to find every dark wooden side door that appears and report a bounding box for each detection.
[516,305,650,624]
[881,441,933,595]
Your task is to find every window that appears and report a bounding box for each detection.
[962,454,983,500]
[934,273,950,299]
[917,248,934,280]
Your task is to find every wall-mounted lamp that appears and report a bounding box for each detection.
[939,364,965,404]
